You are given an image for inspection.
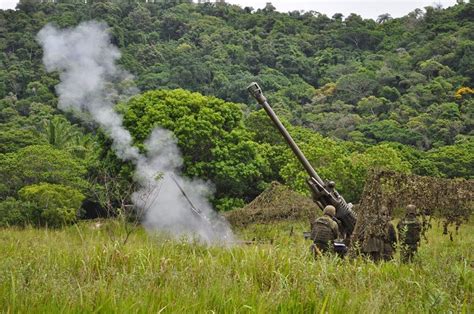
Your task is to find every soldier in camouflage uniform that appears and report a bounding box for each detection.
[362,206,397,262]
[397,204,422,263]
[310,205,339,256]
[362,231,384,261]
[381,207,397,261]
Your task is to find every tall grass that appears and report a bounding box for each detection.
[0,219,472,313]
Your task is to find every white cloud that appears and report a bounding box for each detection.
[0,0,18,10]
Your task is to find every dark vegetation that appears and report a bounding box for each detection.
[0,0,473,226]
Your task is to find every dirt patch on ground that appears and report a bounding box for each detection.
[223,182,319,228]
[352,170,474,247]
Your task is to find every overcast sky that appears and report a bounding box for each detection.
[0,0,458,19]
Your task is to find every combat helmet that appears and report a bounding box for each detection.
[406,204,417,215]
[323,205,336,217]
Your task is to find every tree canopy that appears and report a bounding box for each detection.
[0,0,473,222]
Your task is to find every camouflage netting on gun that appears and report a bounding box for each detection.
[352,170,474,248]
[224,182,318,228]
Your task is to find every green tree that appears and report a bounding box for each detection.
[427,142,473,178]
[0,197,36,227]
[0,145,88,198]
[336,72,378,104]
[40,116,81,149]
[122,89,271,203]
[0,128,46,154]
[358,120,422,146]
[18,183,85,227]
[346,144,412,200]
[356,96,390,117]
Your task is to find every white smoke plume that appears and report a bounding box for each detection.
[37,21,234,244]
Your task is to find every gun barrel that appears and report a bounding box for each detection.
[247,82,324,185]
[247,82,357,236]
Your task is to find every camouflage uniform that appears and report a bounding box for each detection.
[362,234,384,261]
[363,208,397,262]
[311,206,339,256]
[382,222,397,261]
[397,205,421,263]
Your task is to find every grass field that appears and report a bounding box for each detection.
[0,218,472,313]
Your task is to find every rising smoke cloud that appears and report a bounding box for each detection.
[37,21,234,244]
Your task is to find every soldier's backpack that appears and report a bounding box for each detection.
[311,217,338,244]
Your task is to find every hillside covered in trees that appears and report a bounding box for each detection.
[0,0,473,226]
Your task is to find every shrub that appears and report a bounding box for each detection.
[18,183,85,227]
[41,207,78,227]
[214,197,245,212]
[0,145,88,198]
[0,197,36,227]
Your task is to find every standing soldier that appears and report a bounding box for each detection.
[362,229,384,261]
[310,205,339,256]
[397,204,422,263]
[381,206,397,261]
[362,206,397,262]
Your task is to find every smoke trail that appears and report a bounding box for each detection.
[37,21,234,244]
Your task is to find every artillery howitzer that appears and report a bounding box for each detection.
[247,82,357,238]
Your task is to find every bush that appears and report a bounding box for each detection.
[0,145,88,198]
[0,197,36,227]
[41,207,78,227]
[214,197,245,212]
[18,183,85,227]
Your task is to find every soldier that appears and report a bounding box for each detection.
[397,204,422,263]
[381,206,397,261]
[362,230,384,261]
[362,206,397,262]
[310,205,339,256]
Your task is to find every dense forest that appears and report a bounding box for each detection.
[0,0,473,226]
